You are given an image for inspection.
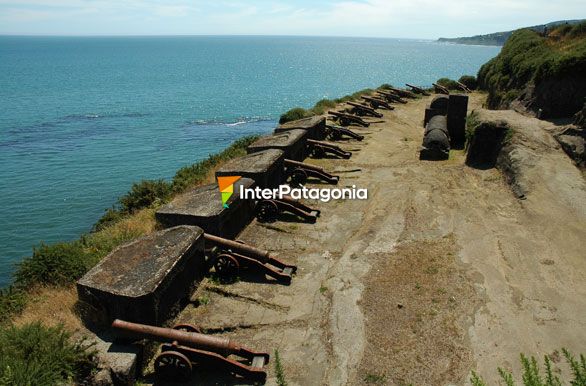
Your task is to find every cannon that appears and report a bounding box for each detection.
[405,83,431,96]
[255,195,320,224]
[387,87,417,99]
[284,159,339,186]
[432,83,450,95]
[420,115,450,160]
[111,319,270,383]
[204,234,296,284]
[346,102,383,118]
[328,110,370,127]
[360,95,394,110]
[455,81,471,93]
[307,138,352,159]
[326,124,364,141]
[376,90,407,104]
[256,195,320,224]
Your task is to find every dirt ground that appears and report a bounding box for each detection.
[162,92,586,385]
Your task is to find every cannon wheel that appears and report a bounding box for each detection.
[256,200,279,223]
[328,130,342,141]
[214,254,240,279]
[310,146,326,158]
[289,168,308,185]
[340,117,350,126]
[173,323,201,334]
[154,351,193,382]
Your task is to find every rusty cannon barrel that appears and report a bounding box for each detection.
[432,83,449,95]
[204,233,271,264]
[420,115,450,161]
[376,90,407,104]
[112,319,244,356]
[284,158,325,173]
[347,101,383,118]
[388,87,417,99]
[406,83,431,96]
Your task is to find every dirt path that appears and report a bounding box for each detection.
[167,93,586,385]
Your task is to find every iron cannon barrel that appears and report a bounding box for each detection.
[204,234,271,263]
[112,319,239,355]
[283,158,324,173]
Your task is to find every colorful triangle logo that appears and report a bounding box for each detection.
[217,176,241,208]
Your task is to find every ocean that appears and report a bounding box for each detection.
[0,36,500,287]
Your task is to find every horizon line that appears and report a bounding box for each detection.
[0,33,437,40]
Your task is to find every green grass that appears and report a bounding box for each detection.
[363,373,387,384]
[436,77,461,90]
[477,22,586,110]
[274,349,288,386]
[1,135,257,325]
[471,349,586,386]
[278,87,379,124]
[459,75,478,90]
[0,322,95,385]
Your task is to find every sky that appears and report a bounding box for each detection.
[0,0,583,39]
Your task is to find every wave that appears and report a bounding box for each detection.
[183,116,275,128]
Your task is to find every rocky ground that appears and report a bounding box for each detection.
[152,93,585,385]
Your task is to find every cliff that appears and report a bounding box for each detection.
[438,19,584,46]
[477,22,586,119]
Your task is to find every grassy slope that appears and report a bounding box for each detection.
[477,22,586,111]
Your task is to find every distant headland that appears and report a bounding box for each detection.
[438,19,585,46]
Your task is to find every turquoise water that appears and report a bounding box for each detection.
[0,36,500,287]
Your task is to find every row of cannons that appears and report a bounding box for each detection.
[75,90,408,384]
[420,93,469,160]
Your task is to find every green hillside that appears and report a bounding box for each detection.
[477,22,586,118]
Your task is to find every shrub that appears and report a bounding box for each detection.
[477,27,586,112]
[92,207,125,232]
[0,288,27,326]
[0,322,95,385]
[459,75,478,90]
[15,241,98,287]
[437,77,461,90]
[279,107,311,124]
[471,349,586,386]
[312,99,337,115]
[119,179,173,213]
[171,135,257,192]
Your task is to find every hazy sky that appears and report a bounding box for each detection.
[0,0,583,38]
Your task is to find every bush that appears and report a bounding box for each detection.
[119,179,172,213]
[0,288,27,326]
[279,107,312,124]
[92,207,125,232]
[459,75,478,90]
[15,241,98,287]
[171,135,257,192]
[437,77,461,90]
[0,322,95,385]
[312,99,337,115]
[471,349,586,386]
[477,27,586,111]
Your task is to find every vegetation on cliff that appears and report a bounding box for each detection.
[438,19,585,46]
[0,136,258,326]
[279,88,376,124]
[477,22,586,118]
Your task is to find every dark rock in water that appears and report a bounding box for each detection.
[275,116,327,140]
[156,178,256,238]
[216,149,285,188]
[77,225,205,326]
[465,120,509,169]
[247,129,308,161]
